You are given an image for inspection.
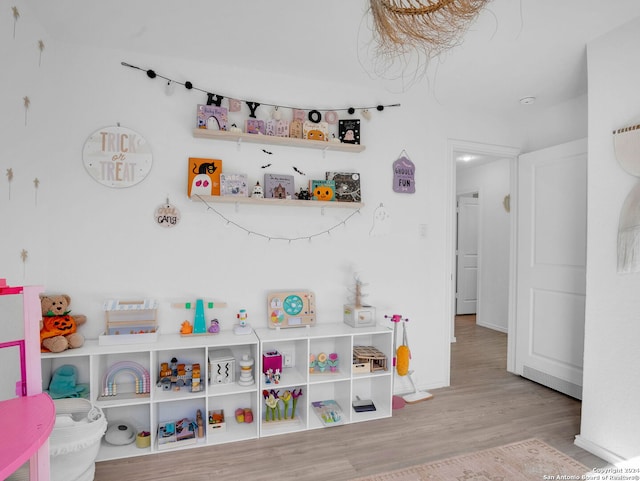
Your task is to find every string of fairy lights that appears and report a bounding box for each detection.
[196,195,362,243]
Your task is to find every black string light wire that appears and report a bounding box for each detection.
[121,61,400,114]
[196,195,362,243]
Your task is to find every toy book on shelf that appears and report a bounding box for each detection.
[326,172,361,202]
[303,120,329,142]
[310,180,336,201]
[188,157,223,197]
[221,173,249,197]
[339,119,361,144]
[197,104,228,131]
[264,173,295,199]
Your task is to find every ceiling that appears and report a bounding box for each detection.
[25,0,640,168]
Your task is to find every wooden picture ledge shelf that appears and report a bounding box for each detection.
[193,194,364,209]
[193,129,366,153]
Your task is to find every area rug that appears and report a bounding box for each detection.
[351,438,590,480]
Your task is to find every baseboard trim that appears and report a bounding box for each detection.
[476,321,507,333]
[574,435,625,465]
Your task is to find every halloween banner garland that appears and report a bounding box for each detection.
[121,62,400,121]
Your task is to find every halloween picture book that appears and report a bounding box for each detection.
[196,104,228,130]
[264,173,295,199]
[310,179,336,201]
[220,173,249,197]
[188,157,222,197]
[338,119,360,144]
[326,172,361,202]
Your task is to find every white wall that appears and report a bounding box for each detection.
[577,17,640,462]
[517,94,588,154]
[456,160,511,332]
[1,1,528,395]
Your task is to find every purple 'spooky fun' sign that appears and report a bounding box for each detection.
[393,156,415,193]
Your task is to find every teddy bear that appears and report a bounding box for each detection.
[40,294,87,353]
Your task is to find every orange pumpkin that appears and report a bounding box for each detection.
[40,315,78,341]
[307,129,326,141]
[314,185,334,201]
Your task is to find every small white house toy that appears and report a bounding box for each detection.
[251,182,264,198]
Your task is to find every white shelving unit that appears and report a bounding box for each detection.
[255,323,394,438]
[41,331,260,461]
[40,323,393,461]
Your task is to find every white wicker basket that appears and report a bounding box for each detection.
[50,399,107,481]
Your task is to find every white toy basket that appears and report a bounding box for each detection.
[49,398,107,481]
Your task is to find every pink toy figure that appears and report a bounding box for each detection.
[208,319,220,333]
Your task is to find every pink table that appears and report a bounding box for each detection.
[0,393,55,479]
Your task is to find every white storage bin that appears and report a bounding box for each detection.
[50,399,107,481]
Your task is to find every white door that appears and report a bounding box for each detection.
[456,195,479,315]
[515,138,587,399]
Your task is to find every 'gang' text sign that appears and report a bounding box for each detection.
[83,126,153,188]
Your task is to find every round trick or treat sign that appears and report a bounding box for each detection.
[82,125,153,188]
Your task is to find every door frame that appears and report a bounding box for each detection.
[446,139,520,374]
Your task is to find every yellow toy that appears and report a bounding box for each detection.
[396,322,410,376]
[385,315,433,404]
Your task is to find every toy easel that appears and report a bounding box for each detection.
[0,279,55,481]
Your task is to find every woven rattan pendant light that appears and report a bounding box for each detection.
[369,0,490,58]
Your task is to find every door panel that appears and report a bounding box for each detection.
[456,196,479,315]
[516,139,587,399]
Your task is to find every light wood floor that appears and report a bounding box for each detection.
[94,316,606,481]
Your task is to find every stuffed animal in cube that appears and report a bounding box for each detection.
[40,294,86,353]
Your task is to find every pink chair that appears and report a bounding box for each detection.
[0,279,55,481]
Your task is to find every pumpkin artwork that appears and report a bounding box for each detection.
[307,129,326,141]
[313,184,334,201]
[41,315,77,338]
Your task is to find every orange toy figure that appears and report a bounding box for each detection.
[180,320,193,335]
